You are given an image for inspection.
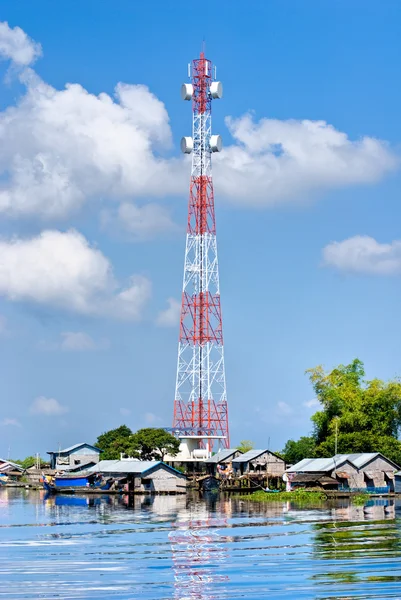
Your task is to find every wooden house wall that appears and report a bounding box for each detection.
[139,466,187,493]
[240,452,286,475]
[332,462,361,488]
[356,456,398,489]
[55,448,100,469]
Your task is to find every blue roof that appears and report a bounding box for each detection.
[47,443,102,455]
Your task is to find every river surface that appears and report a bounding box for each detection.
[1,489,401,599]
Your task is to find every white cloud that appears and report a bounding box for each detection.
[0,229,151,319]
[322,235,401,275]
[0,21,41,66]
[0,22,396,222]
[30,396,68,416]
[214,115,397,206]
[0,69,184,219]
[156,297,181,327]
[304,398,320,409]
[101,202,179,241]
[276,401,293,416]
[60,332,98,351]
[0,417,21,427]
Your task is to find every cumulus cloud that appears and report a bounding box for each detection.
[214,115,397,206]
[322,235,401,275]
[304,398,320,409]
[0,21,41,66]
[30,396,68,416]
[101,202,179,241]
[156,297,181,327]
[276,401,293,416]
[0,417,21,427]
[0,21,396,223]
[0,69,185,218]
[60,332,108,351]
[0,229,151,319]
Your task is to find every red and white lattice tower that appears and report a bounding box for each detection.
[173,52,229,450]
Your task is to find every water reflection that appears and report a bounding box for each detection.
[169,494,231,599]
[1,489,401,599]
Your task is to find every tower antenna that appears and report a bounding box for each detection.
[175,53,228,452]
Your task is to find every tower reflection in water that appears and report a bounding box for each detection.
[169,506,230,600]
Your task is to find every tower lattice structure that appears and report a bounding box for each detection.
[173,52,229,449]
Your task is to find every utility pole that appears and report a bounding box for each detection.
[334,417,339,456]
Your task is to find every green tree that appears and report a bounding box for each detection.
[307,359,401,465]
[236,440,254,453]
[95,424,133,460]
[130,428,180,461]
[13,456,39,469]
[282,436,316,464]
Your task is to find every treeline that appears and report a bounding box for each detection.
[94,426,180,461]
[281,359,401,466]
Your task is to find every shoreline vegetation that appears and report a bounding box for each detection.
[240,489,371,505]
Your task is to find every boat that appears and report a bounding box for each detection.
[43,472,115,494]
[197,475,221,493]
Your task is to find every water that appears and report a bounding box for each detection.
[1,489,401,599]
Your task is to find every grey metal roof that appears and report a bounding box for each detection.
[47,443,102,455]
[333,453,379,468]
[232,449,269,463]
[86,459,184,476]
[0,459,24,471]
[206,449,241,464]
[287,457,351,473]
[289,453,401,474]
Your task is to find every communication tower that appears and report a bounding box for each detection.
[173,52,229,451]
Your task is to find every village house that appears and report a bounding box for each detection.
[395,471,401,494]
[87,459,187,494]
[287,453,400,492]
[286,456,358,491]
[206,449,243,476]
[47,443,102,472]
[232,449,286,477]
[0,459,24,482]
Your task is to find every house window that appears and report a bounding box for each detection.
[74,460,81,465]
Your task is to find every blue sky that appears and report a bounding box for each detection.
[1,1,401,459]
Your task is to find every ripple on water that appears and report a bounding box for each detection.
[0,489,400,599]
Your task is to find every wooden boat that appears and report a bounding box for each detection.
[43,472,114,494]
[197,475,221,493]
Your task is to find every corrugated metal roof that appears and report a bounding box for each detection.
[86,460,184,476]
[287,458,315,472]
[232,449,268,463]
[289,453,401,474]
[47,443,102,455]
[288,457,344,472]
[0,459,24,471]
[333,453,379,468]
[206,449,241,464]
